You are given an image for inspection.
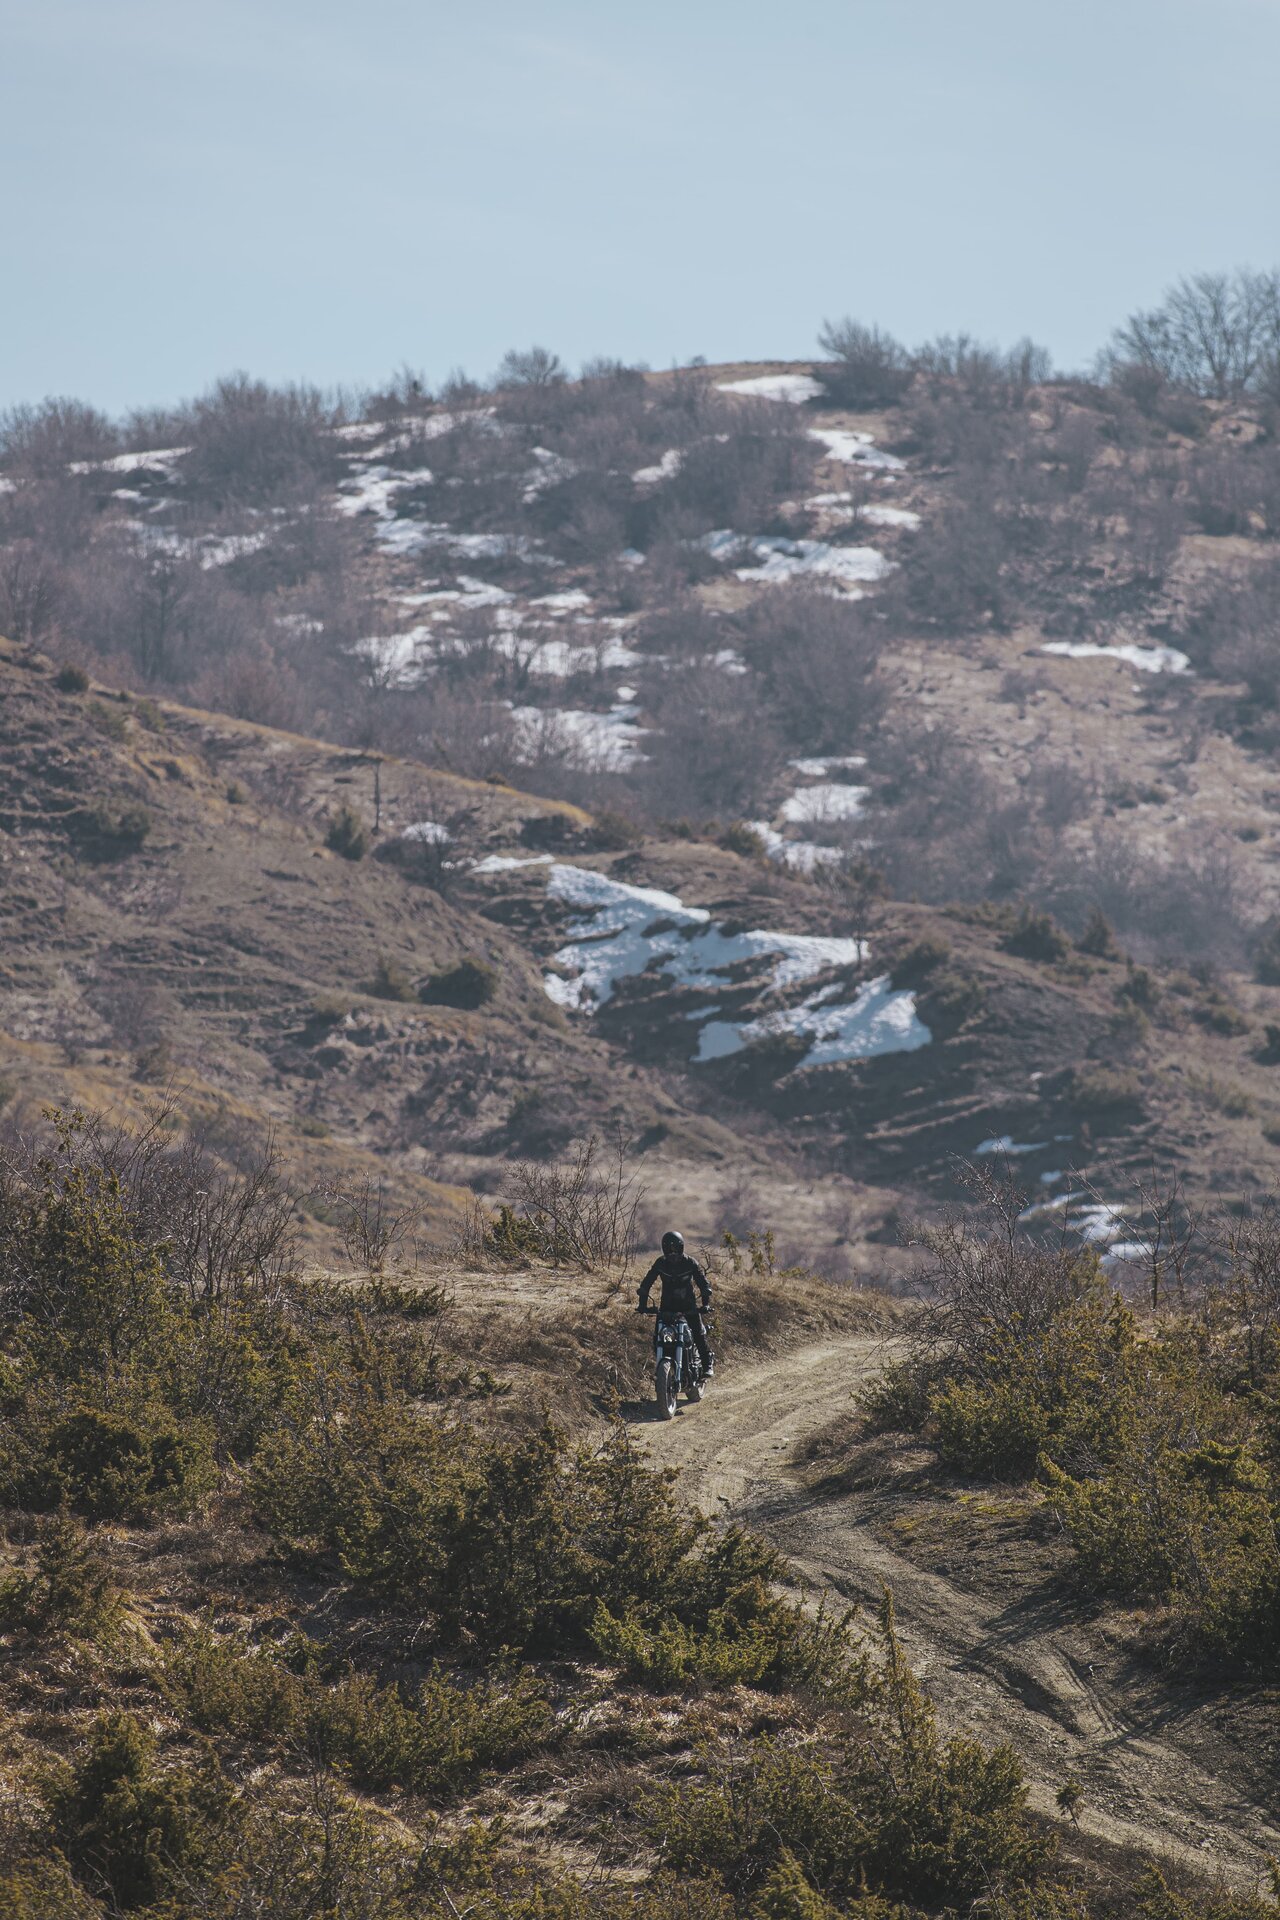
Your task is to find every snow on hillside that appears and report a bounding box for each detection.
[701,529,890,590]
[717,373,825,403]
[538,863,930,1069]
[695,973,930,1065]
[810,427,905,471]
[1040,640,1190,674]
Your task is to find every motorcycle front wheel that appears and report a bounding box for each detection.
[655,1360,678,1420]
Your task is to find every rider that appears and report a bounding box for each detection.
[637,1231,714,1377]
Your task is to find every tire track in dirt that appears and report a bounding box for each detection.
[638,1334,1280,1888]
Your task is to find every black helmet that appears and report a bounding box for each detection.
[661,1230,685,1260]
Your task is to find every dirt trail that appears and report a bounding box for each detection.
[639,1333,1280,1888]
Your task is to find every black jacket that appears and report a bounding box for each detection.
[638,1254,711,1318]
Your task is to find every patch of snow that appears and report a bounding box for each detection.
[401,576,515,611]
[718,373,825,404]
[788,755,867,777]
[523,446,577,499]
[780,782,869,825]
[864,504,922,529]
[512,703,648,773]
[632,448,684,485]
[1018,1194,1129,1246]
[401,820,451,845]
[695,975,930,1066]
[712,648,749,675]
[445,530,543,562]
[521,633,642,678]
[974,1136,1051,1157]
[1102,1238,1154,1268]
[805,494,920,529]
[1040,640,1190,675]
[335,420,389,443]
[542,864,866,1015]
[747,820,843,874]
[199,531,273,568]
[530,588,593,613]
[355,632,424,680]
[71,446,189,475]
[701,528,889,590]
[472,852,554,873]
[336,463,435,521]
[618,548,647,567]
[1039,1169,1065,1185]
[809,427,905,471]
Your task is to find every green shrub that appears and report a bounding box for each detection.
[646,1597,1051,1909]
[718,821,766,859]
[86,700,128,742]
[1254,921,1280,986]
[750,1850,843,1920]
[326,804,369,860]
[369,953,416,1002]
[0,1857,102,1919]
[591,808,643,850]
[1003,907,1070,963]
[1186,1070,1256,1119]
[163,1625,554,1795]
[0,1509,123,1643]
[420,956,499,1009]
[927,969,987,1024]
[55,663,90,694]
[72,798,151,858]
[0,1113,301,1521]
[35,1402,217,1521]
[1077,907,1119,958]
[860,1357,940,1435]
[1066,1065,1144,1120]
[930,1287,1146,1479]
[893,935,951,985]
[43,1712,230,1911]
[253,1406,846,1677]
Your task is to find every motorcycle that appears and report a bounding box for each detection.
[639,1306,705,1420]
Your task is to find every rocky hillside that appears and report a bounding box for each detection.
[4,629,1280,1280]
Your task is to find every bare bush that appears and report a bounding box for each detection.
[0,540,61,643]
[1107,266,1280,399]
[905,1165,1099,1378]
[0,1102,298,1312]
[816,318,912,408]
[320,1174,420,1272]
[640,664,784,819]
[504,1129,645,1271]
[735,588,886,752]
[495,345,566,390]
[181,374,342,503]
[0,398,118,475]
[913,334,1052,407]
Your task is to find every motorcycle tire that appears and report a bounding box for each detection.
[655,1360,678,1420]
[686,1378,704,1402]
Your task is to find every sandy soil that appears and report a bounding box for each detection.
[638,1331,1280,1891]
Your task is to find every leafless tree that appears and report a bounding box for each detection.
[1107,267,1280,399]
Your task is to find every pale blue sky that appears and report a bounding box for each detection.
[4,0,1278,412]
